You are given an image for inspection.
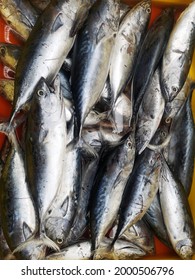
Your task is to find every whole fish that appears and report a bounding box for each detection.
[9,0,95,126]
[0,126,46,259]
[112,148,161,245]
[90,128,136,252]
[64,126,102,247]
[71,0,120,136]
[43,132,82,248]
[161,1,195,101]
[0,0,38,41]
[159,155,195,259]
[0,43,21,71]
[166,90,195,196]
[25,76,66,237]
[109,0,151,105]
[46,238,146,260]
[135,68,165,154]
[132,8,174,114]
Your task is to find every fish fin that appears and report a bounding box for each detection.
[51,13,64,33]
[93,244,116,260]
[23,222,33,240]
[69,5,89,37]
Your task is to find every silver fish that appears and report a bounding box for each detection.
[112,148,161,244]
[161,1,195,101]
[9,0,95,126]
[0,43,21,71]
[109,0,151,105]
[0,0,38,41]
[71,0,120,136]
[90,129,136,252]
[166,89,195,196]
[46,238,146,260]
[0,127,45,259]
[159,155,195,259]
[135,68,165,154]
[25,76,66,234]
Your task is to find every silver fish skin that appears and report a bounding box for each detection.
[0,79,14,103]
[132,8,174,114]
[90,128,136,252]
[65,144,100,247]
[0,220,15,260]
[10,0,94,126]
[43,137,82,248]
[71,0,120,136]
[0,43,21,71]
[166,90,195,196]
[25,76,66,226]
[159,156,195,259]
[161,77,193,125]
[144,192,172,248]
[161,1,195,101]
[46,238,146,260]
[109,219,155,255]
[0,130,43,259]
[119,2,130,22]
[109,0,151,105]
[135,68,165,154]
[0,0,38,41]
[112,148,161,244]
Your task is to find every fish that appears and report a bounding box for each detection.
[0,125,46,259]
[0,0,38,41]
[90,128,136,253]
[112,148,161,245]
[135,68,165,154]
[144,192,172,248]
[46,238,146,260]
[65,142,100,247]
[0,217,16,260]
[25,76,66,238]
[71,0,120,136]
[43,132,82,248]
[109,0,151,106]
[132,8,174,114]
[166,89,195,196]
[0,43,21,71]
[159,155,195,259]
[161,1,195,101]
[9,0,95,126]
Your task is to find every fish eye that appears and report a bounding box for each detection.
[37,89,45,97]
[146,7,151,13]
[0,46,6,56]
[127,140,132,148]
[56,238,63,245]
[160,130,167,137]
[172,86,178,93]
[165,117,172,124]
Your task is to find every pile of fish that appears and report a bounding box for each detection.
[0,0,195,260]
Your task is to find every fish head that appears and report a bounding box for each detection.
[44,216,68,248]
[32,76,64,120]
[176,239,195,260]
[140,0,152,14]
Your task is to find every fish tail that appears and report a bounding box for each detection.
[93,244,116,260]
[12,235,60,255]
